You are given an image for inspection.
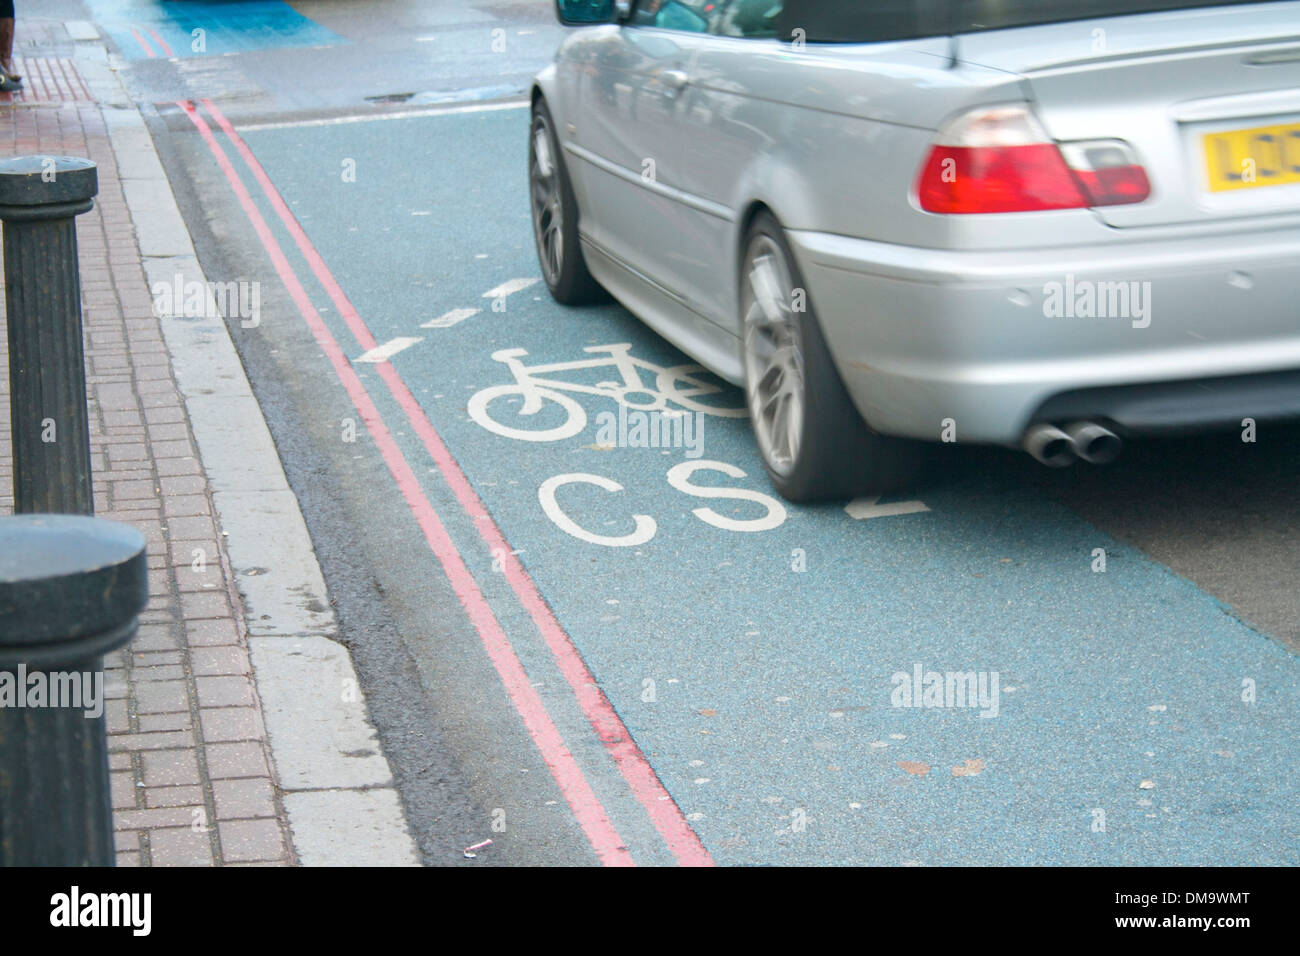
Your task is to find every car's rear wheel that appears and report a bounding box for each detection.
[530,99,605,305]
[740,211,920,501]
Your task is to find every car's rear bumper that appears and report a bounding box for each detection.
[789,221,1300,444]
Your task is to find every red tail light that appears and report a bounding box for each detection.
[1059,141,1152,206]
[916,106,1150,214]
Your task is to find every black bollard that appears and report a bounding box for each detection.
[0,514,147,866]
[0,156,99,516]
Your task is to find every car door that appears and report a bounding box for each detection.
[572,2,719,304]
[659,0,786,330]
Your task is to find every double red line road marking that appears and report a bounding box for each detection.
[178,98,714,867]
[130,26,174,59]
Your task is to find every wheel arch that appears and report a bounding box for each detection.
[531,62,558,111]
[730,167,821,317]
[734,200,775,277]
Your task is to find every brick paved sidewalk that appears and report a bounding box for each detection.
[1,98,294,865]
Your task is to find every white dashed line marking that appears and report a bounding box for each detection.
[482,277,539,300]
[421,308,480,329]
[355,337,422,363]
[845,496,930,520]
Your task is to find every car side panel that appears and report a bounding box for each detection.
[560,25,699,296]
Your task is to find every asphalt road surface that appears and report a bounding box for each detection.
[82,0,1300,865]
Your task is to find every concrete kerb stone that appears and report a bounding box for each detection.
[283,789,421,867]
[212,489,338,637]
[65,21,103,44]
[248,636,396,791]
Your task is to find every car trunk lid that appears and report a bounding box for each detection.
[956,3,1300,227]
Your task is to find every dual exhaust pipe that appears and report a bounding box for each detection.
[1023,422,1122,468]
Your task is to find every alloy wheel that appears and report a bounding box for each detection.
[741,235,805,477]
[530,117,564,286]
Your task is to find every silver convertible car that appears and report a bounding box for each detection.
[528,0,1300,501]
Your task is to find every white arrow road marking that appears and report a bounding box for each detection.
[845,496,930,520]
[355,337,422,363]
[421,308,480,329]
[482,277,540,299]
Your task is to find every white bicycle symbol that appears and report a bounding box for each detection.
[468,343,747,442]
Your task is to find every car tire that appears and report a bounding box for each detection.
[529,99,606,305]
[740,211,921,502]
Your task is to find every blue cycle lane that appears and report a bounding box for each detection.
[85,0,340,60]
[236,106,1299,865]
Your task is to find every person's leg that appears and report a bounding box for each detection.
[0,0,19,83]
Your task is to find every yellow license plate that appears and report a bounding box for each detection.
[1203,120,1300,192]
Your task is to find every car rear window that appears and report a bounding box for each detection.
[779,0,1293,42]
